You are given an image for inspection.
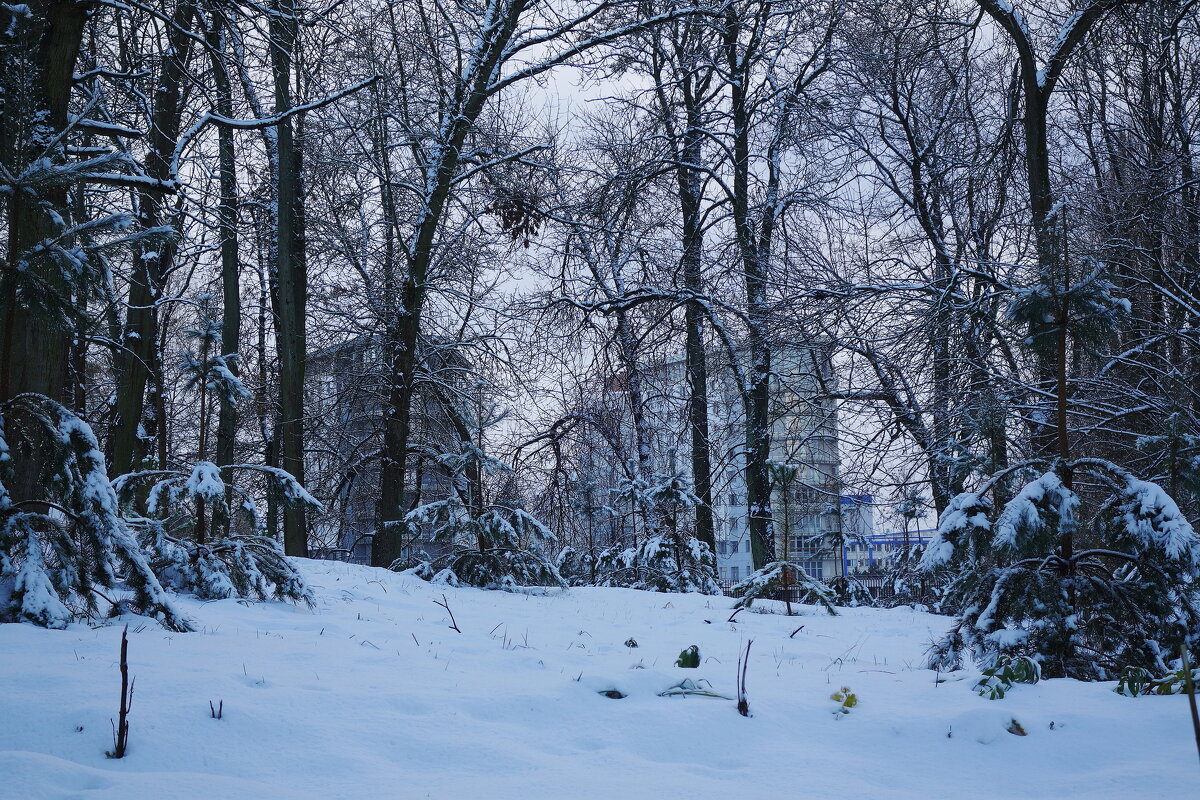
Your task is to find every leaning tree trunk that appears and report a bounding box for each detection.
[374,0,530,567]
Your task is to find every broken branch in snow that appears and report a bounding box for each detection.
[434,594,461,633]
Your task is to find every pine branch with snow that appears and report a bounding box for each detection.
[113,461,321,607]
[0,395,190,630]
[397,496,566,590]
[731,561,837,615]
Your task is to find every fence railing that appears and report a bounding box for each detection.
[717,574,899,602]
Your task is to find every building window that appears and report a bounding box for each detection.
[730,540,738,554]
[730,566,740,582]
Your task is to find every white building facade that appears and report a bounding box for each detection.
[638,342,848,584]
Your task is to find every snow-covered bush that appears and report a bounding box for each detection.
[589,543,639,587]
[552,467,721,594]
[555,545,595,586]
[398,496,565,589]
[104,298,318,606]
[825,573,874,607]
[0,395,190,630]
[568,536,721,594]
[1136,408,1200,502]
[880,493,941,609]
[731,561,836,614]
[579,470,720,594]
[923,462,1200,679]
[114,462,319,605]
[627,534,720,594]
[881,544,941,610]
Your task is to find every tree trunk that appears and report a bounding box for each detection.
[677,68,716,553]
[374,0,531,567]
[206,4,241,534]
[0,1,91,407]
[724,4,776,569]
[0,1,92,505]
[109,0,197,478]
[270,0,308,556]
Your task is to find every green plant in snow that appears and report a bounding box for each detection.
[974,655,1041,699]
[1114,663,1200,697]
[659,678,730,699]
[830,686,858,716]
[675,645,700,668]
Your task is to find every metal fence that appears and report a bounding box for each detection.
[717,574,899,603]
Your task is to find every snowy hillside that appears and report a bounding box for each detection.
[1,560,1195,799]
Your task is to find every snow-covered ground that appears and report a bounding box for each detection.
[1,559,1194,799]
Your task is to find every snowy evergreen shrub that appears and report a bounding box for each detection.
[731,561,837,614]
[0,395,190,630]
[627,534,720,594]
[740,461,841,613]
[102,298,317,607]
[135,518,313,605]
[825,574,874,607]
[114,462,319,606]
[881,544,945,610]
[555,545,596,587]
[579,537,721,594]
[392,550,436,580]
[589,543,639,587]
[923,462,1200,679]
[878,494,941,609]
[398,496,566,589]
[392,438,565,589]
[1136,408,1200,500]
[553,469,720,594]
[585,470,720,594]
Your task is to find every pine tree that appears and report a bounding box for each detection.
[922,463,1200,679]
[110,299,318,606]
[730,462,837,614]
[576,469,720,594]
[397,444,564,589]
[0,396,191,629]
